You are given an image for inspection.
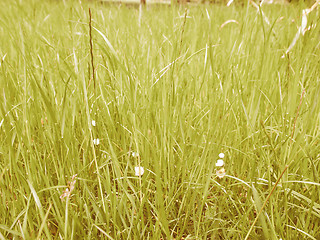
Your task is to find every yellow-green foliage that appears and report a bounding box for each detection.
[0,0,319,239]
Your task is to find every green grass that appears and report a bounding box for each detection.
[0,0,320,239]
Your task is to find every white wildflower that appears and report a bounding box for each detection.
[132,152,139,157]
[216,167,226,179]
[219,153,225,159]
[135,166,144,176]
[92,120,96,126]
[93,139,100,145]
[216,159,224,167]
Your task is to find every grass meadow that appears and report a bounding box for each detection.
[0,0,320,239]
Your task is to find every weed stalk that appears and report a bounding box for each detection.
[244,165,289,240]
[88,8,95,91]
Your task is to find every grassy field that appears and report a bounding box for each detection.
[0,0,320,239]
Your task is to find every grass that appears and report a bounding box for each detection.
[0,0,320,239]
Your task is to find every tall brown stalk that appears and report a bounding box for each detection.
[88,8,95,90]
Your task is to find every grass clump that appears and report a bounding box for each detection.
[0,0,320,239]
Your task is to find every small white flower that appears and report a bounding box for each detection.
[132,152,139,157]
[92,120,96,126]
[93,139,100,145]
[219,153,225,159]
[135,166,144,176]
[216,159,224,167]
[216,167,226,179]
